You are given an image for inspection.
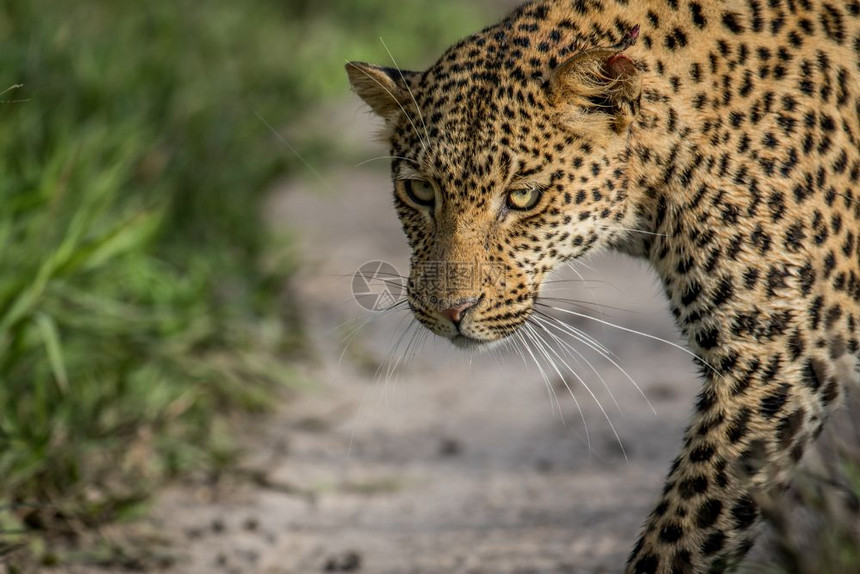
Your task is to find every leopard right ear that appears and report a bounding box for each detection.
[346,62,416,122]
[547,26,643,134]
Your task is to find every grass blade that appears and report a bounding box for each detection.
[34,312,69,393]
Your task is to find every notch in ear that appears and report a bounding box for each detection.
[547,28,643,133]
[346,62,418,122]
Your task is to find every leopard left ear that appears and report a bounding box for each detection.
[346,62,419,123]
[547,29,642,133]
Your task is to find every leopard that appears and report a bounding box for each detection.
[345,0,860,572]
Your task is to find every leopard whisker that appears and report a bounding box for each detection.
[533,305,618,360]
[335,314,414,431]
[523,323,593,455]
[598,224,667,237]
[253,108,336,192]
[538,296,633,315]
[521,324,569,425]
[515,330,554,408]
[380,37,432,149]
[402,321,430,371]
[533,308,620,380]
[510,329,533,374]
[395,321,424,379]
[530,313,624,415]
[332,302,411,366]
[542,278,614,286]
[566,258,598,273]
[833,190,860,207]
[368,279,409,291]
[328,272,410,280]
[510,330,569,399]
[386,320,427,394]
[564,259,607,321]
[346,60,429,152]
[501,331,595,452]
[543,303,718,375]
[372,313,416,393]
[355,155,421,168]
[529,319,629,461]
[532,307,657,416]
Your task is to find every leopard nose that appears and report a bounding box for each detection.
[440,298,480,327]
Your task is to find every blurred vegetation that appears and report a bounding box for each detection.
[0,0,486,566]
[749,431,860,574]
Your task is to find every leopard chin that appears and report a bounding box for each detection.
[449,333,498,351]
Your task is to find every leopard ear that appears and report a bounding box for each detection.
[547,42,642,133]
[346,62,417,122]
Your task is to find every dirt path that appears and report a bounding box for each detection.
[110,130,705,573]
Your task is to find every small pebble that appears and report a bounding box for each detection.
[323,550,363,572]
[439,437,462,457]
[186,527,204,540]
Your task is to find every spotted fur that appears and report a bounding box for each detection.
[346,1,860,572]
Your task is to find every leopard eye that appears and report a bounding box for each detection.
[404,179,435,207]
[507,187,542,211]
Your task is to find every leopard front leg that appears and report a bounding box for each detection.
[625,339,855,573]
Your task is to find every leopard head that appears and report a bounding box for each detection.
[347,27,643,348]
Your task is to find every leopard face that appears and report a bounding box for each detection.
[348,29,643,346]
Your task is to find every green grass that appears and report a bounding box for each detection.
[0,0,487,566]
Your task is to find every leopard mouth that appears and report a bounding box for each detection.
[407,290,534,348]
